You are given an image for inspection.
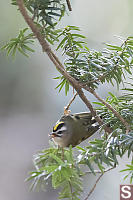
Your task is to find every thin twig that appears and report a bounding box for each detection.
[64,92,78,115]
[84,167,114,200]
[82,85,130,133]
[66,0,72,11]
[85,167,115,174]
[85,170,102,174]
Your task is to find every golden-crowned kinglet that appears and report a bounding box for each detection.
[49,112,99,147]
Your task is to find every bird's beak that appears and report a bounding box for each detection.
[49,132,57,138]
[49,132,62,138]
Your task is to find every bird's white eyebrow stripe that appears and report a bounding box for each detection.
[58,126,67,132]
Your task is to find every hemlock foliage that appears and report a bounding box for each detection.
[1,0,133,199]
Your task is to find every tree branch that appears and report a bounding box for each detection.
[16,0,112,134]
[66,0,72,11]
[82,85,130,133]
[16,0,78,87]
[84,167,114,200]
[85,168,114,174]
[64,92,78,115]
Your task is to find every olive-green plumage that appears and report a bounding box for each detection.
[50,112,99,147]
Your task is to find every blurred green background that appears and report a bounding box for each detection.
[0,0,133,200]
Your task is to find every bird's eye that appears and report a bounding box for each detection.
[57,131,62,135]
[75,115,80,120]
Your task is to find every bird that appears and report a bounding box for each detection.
[49,112,99,147]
